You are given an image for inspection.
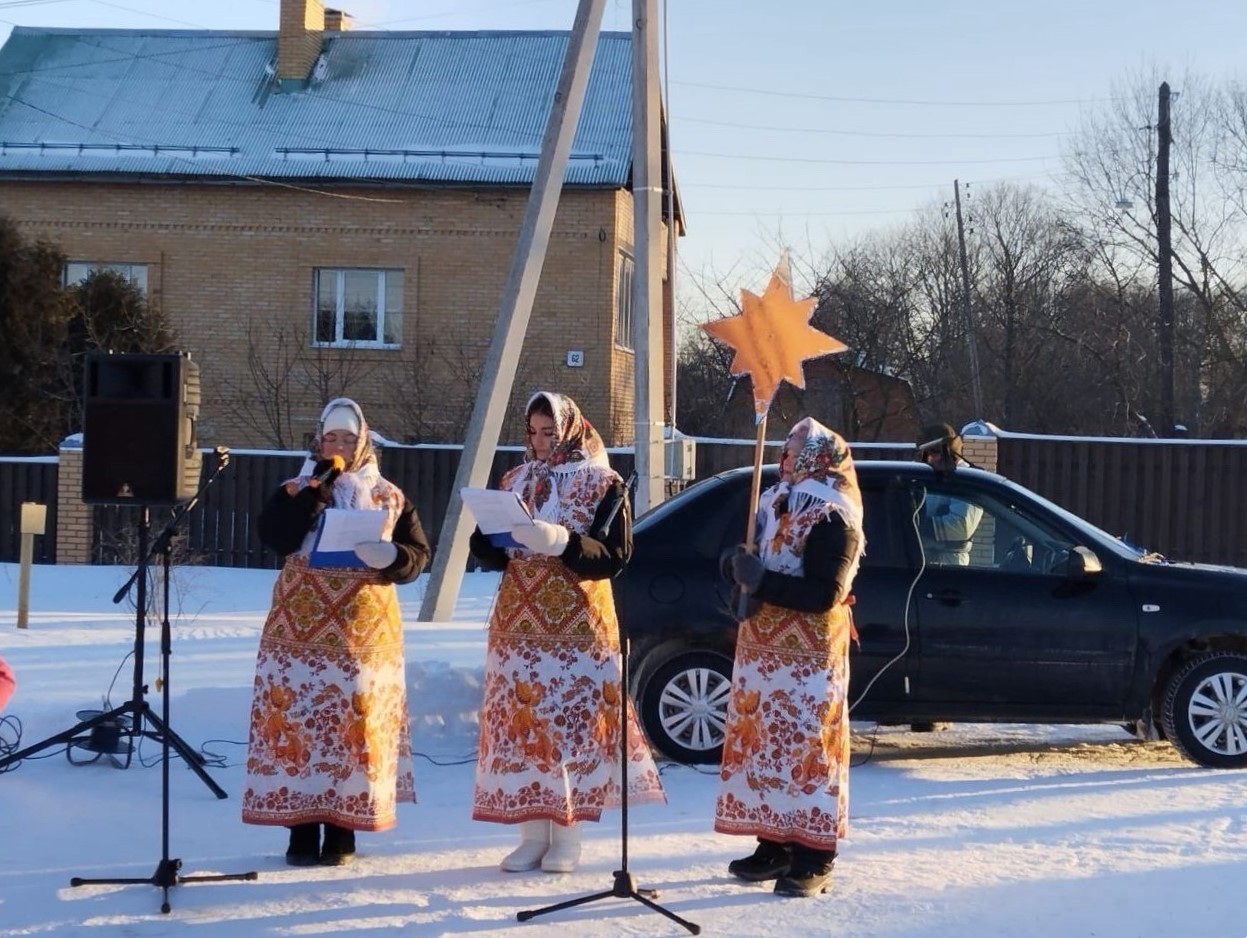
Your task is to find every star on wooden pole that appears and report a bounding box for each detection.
[700,253,849,618]
[701,253,848,422]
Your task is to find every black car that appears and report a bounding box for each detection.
[616,461,1247,769]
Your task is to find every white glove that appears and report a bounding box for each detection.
[354,540,398,569]
[510,520,570,556]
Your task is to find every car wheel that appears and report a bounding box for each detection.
[638,648,734,765]
[1161,651,1247,768]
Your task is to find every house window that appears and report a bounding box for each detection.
[616,251,634,351]
[64,262,148,293]
[314,268,403,347]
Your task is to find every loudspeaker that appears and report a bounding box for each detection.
[82,352,202,506]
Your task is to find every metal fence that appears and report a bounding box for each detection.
[7,435,1247,569]
[997,435,1247,568]
[0,457,58,564]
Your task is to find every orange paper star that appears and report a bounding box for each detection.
[701,255,848,421]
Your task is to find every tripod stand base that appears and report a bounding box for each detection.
[517,869,700,933]
[71,859,259,915]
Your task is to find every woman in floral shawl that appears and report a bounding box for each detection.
[468,392,665,873]
[717,417,865,898]
[242,398,430,867]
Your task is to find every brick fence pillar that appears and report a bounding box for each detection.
[961,421,998,473]
[56,438,91,563]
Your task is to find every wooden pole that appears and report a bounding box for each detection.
[737,416,768,618]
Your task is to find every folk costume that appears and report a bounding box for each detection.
[242,398,430,866]
[468,392,665,873]
[717,417,865,897]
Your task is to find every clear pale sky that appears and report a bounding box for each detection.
[2,0,1244,290]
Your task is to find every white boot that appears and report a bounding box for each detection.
[541,821,582,873]
[499,820,551,872]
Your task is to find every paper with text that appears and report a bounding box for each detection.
[309,508,387,569]
[460,487,534,549]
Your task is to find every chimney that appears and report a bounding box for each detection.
[277,0,325,92]
[324,9,353,32]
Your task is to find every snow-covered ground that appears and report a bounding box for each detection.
[2,561,1245,937]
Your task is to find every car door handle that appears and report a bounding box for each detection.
[925,589,965,606]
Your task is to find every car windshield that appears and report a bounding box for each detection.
[990,474,1161,561]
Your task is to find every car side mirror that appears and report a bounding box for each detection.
[1063,545,1102,579]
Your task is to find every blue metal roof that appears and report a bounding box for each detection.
[0,27,634,186]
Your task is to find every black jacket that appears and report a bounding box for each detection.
[468,478,631,581]
[257,485,431,585]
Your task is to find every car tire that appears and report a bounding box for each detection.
[1161,651,1247,769]
[638,648,734,765]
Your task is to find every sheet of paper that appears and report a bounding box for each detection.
[308,508,387,569]
[460,487,533,548]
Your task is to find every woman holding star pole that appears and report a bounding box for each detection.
[242,398,430,867]
[467,391,665,874]
[717,417,865,898]
[702,257,859,898]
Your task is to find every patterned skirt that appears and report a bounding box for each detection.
[241,555,416,831]
[713,600,852,851]
[472,555,666,824]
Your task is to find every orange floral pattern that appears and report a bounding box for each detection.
[472,554,665,824]
[713,599,853,852]
[241,555,415,831]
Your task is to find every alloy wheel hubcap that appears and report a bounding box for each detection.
[658,667,731,753]
[1188,671,1247,756]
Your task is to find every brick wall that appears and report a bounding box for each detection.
[278,0,325,84]
[3,181,664,448]
[55,442,90,563]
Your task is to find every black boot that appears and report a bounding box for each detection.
[320,823,356,866]
[727,838,792,882]
[774,846,835,898]
[285,823,320,867]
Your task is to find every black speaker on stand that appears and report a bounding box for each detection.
[82,352,203,506]
[0,351,257,911]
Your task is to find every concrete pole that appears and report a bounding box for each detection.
[417,0,607,623]
[1156,81,1175,432]
[631,0,666,513]
[953,179,984,418]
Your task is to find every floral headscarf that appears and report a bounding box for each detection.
[757,417,865,583]
[780,416,863,524]
[514,391,610,519]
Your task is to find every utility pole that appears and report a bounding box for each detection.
[1156,80,1175,432]
[953,179,984,418]
[631,0,666,513]
[417,0,607,623]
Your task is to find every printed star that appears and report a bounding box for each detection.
[701,257,848,420]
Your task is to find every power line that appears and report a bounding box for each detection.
[674,115,1070,140]
[676,148,1061,166]
[672,79,1117,107]
[682,171,1058,192]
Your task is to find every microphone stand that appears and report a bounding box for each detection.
[69,447,258,913]
[518,471,700,934]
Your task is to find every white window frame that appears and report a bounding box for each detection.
[313,267,403,348]
[64,261,149,293]
[615,250,634,351]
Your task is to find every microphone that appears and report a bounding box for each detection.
[312,454,345,486]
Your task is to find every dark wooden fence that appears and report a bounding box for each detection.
[997,435,1247,568]
[0,457,58,564]
[8,435,1247,568]
[91,445,633,569]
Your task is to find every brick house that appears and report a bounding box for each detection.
[0,1,680,448]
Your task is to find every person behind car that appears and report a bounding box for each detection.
[467,391,665,874]
[718,417,865,899]
[915,422,983,566]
